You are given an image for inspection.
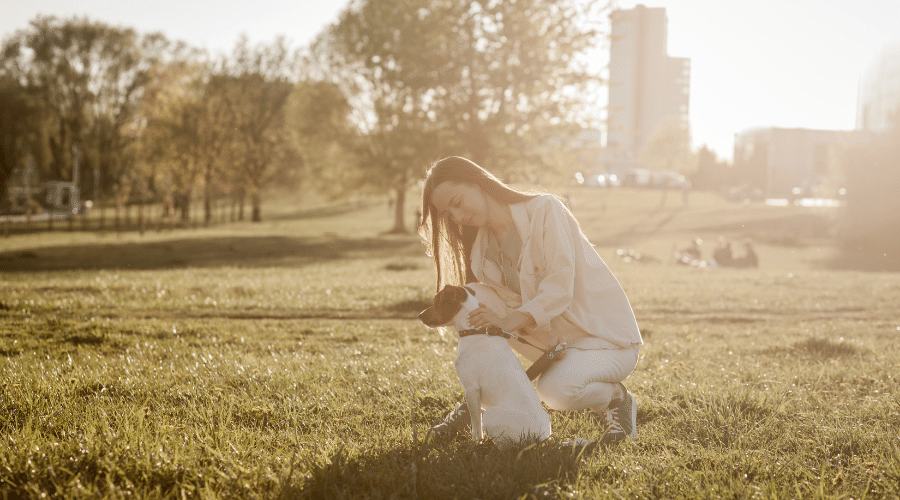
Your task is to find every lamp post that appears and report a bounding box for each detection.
[70,144,80,231]
[71,143,81,214]
[24,147,33,230]
[94,162,101,230]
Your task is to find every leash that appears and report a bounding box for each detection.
[458,325,567,380]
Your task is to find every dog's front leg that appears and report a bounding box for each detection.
[464,388,483,443]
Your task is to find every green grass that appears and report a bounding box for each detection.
[1,187,899,498]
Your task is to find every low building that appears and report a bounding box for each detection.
[733,127,864,198]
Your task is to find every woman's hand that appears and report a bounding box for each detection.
[469,305,535,332]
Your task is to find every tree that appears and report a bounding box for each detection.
[0,78,44,212]
[136,47,236,226]
[640,117,694,173]
[1,16,169,207]
[430,0,607,179]
[639,117,696,206]
[690,145,732,192]
[216,36,299,222]
[137,57,209,224]
[285,80,360,199]
[312,0,450,233]
[316,0,608,232]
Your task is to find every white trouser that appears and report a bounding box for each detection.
[534,337,640,412]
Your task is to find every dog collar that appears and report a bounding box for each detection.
[458,325,507,338]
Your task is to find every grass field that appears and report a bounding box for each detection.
[1,187,899,499]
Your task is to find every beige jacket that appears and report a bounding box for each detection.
[471,195,642,352]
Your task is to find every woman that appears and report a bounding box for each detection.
[419,156,643,445]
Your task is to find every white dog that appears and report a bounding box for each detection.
[419,283,552,446]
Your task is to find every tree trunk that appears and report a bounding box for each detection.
[251,191,262,222]
[138,200,145,236]
[204,168,212,227]
[115,203,121,237]
[388,185,407,233]
[179,193,191,225]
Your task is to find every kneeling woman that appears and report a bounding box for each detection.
[419,156,643,445]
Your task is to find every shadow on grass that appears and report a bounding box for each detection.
[759,337,865,359]
[818,247,900,272]
[602,208,832,249]
[0,235,422,272]
[790,337,864,357]
[265,200,380,222]
[696,212,835,245]
[287,438,587,500]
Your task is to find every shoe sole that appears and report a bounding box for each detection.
[621,383,637,439]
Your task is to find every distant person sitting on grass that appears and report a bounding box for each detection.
[674,237,703,265]
[711,237,734,268]
[419,156,643,447]
[733,239,759,268]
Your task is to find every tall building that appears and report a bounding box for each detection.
[857,43,900,132]
[606,5,690,158]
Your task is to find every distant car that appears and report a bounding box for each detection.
[575,172,620,188]
[651,171,691,189]
[622,169,652,188]
[724,184,764,202]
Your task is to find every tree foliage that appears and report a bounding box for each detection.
[2,6,612,226]
[2,17,311,224]
[312,0,450,232]
[690,145,732,191]
[285,80,359,199]
[215,36,299,222]
[136,51,219,222]
[316,0,608,232]
[0,77,44,211]
[431,0,607,178]
[1,16,169,202]
[639,117,695,175]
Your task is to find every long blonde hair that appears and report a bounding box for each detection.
[419,156,540,291]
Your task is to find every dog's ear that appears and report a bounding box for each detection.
[439,285,468,306]
[419,286,449,327]
[419,285,465,328]
[418,306,442,327]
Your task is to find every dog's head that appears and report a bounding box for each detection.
[418,285,471,328]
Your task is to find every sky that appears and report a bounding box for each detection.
[2,0,899,161]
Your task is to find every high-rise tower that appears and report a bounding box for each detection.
[857,43,900,133]
[607,5,690,157]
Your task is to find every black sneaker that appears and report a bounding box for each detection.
[590,382,637,445]
[428,402,470,438]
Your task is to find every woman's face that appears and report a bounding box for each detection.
[431,180,489,227]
